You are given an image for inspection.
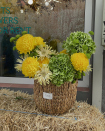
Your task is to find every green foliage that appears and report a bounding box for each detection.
[15,96,23,100]
[62,31,96,58]
[49,54,76,86]
[88,31,94,35]
[71,49,77,54]
[82,72,85,76]
[73,71,82,80]
[28,46,39,57]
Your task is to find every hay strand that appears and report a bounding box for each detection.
[0,89,105,131]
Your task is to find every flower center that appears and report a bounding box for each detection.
[41,71,46,77]
[42,50,46,55]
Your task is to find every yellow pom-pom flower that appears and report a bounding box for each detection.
[71,53,89,72]
[38,57,49,68]
[34,37,46,47]
[16,34,35,54]
[60,49,68,54]
[22,57,39,78]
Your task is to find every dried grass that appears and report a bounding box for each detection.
[0,89,105,131]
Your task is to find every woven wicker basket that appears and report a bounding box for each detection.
[33,80,78,115]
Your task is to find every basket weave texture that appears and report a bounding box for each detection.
[33,80,78,115]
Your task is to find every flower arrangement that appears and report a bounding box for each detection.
[10,31,96,87]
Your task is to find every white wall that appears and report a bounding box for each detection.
[92,0,104,111]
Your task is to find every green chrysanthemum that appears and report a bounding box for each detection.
[49,53,75,86]
[63,31,96,58]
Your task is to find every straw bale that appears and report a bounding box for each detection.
[0,89,105,131]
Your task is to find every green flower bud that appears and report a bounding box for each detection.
[13,46,16,50]
[15,34,21,39]
[10,37,16,42]
[22,31,27,35]
[73,39,80,44]
[83,45,88,51]
[86,53,91,59]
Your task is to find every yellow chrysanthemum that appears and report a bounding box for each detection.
[71,53,89,72]
[22,57,39,78]
[38,57,49,68]
[16,34,35,54]
[60,49,68,54]
[34,37,46,47]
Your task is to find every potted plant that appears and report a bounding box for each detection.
[10,31,96,115]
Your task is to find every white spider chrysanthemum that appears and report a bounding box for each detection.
[34,64,52,85]
[15,54,29,72]
[84,65,92,75]
[36,45,56,60]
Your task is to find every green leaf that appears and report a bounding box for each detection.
[10,37,16,42]
[82,72,85,76]
[77,71,81,75]
[74,75,78,79]
[78,75,81,79]
[88,31,94,35]
[15,96,23,100]
[72,80,76,84]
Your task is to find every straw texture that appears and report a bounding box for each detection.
[0,89,105,131]
[33,80,78,115]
